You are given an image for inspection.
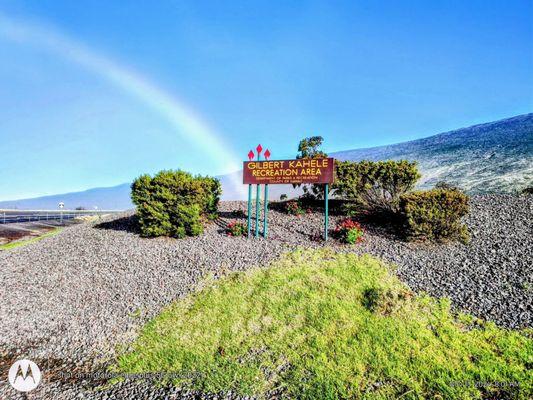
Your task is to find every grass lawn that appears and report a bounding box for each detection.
[0,228,62,251]
[117,249,532,399]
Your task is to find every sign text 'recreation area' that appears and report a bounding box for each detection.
[243,158,335,185]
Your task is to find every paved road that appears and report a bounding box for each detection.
[0,220,78,244]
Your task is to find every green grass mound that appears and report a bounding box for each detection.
[117,250,532,399]
[0,228,61,251]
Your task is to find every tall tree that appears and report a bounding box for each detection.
[296,136,327,159]
[295,136,328,200]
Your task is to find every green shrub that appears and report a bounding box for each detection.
[399,188,469,242]
[345,228,364,244]
[294,136,328,199]
[131,170,221,238]
[521,187,533,195]
[334,160,421,216]
[339,202,360,217]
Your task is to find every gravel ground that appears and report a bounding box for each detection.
[0,195,531,399]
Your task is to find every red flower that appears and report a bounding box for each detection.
[334,218,365,245]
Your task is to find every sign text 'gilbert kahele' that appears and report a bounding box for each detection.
[243,158,335,185]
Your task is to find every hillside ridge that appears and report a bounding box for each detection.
[1,113,531,208]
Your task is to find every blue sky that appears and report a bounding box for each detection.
[0,0,532,200]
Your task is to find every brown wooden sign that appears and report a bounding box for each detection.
[243,157,335,185]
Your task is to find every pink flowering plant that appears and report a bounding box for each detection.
[226,221,248,237]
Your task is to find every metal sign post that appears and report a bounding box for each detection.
[247,184,252,237]
[59,202,64,224]
[262,149,271,238]
[254,144,262,237]
[263,184,269,238]
[246,151,254,237]
[324,184,329,241]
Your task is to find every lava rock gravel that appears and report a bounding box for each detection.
[0,195,531,399]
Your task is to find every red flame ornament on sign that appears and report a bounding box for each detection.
[248,150,254,160]
[256,144,263,156]
[264,149,271,160]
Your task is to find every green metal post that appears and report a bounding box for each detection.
[324,184,329,241]
[247,184,252,237]
[255,155,261,237]
[263,184,269,238]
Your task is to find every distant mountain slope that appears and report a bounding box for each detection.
[1,114,531,209]
[332,113,533,193]
[0,183,133,210]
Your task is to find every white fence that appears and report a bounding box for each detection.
[0,209,123,224]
